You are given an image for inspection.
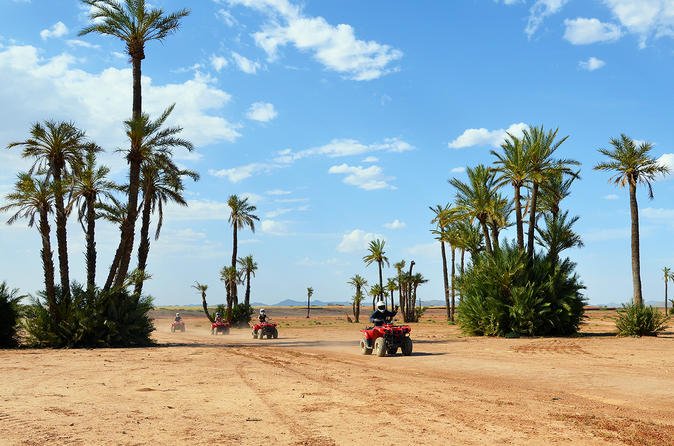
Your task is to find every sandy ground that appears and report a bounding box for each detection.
[2,308,674,445]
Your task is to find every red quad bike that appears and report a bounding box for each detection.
[360,316,412,357]
[252,322,278,339]
[171,320,186,333]
[210,320,230,335]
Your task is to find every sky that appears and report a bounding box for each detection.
[2,0,674,306]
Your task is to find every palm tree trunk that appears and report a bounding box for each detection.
[132,56,142,119]
[134,191,153,296]
[440,241,450,321]
[52,169,70,299]
[490,224,500,252]
[527,182,540,259]
[480,218,493,254]
[244,271,251,307]
[39,208,57,320]
[378,261,384,308]
[629,182,643,306]
[460,249,465,275]
[201,291,214,323]
[231,225,238,305]
[306,293,311,318]
[450,246,456,322]
[85,195,96,292]
[112,152,141,289]
[104,238,124,290]
[514,184,524,250]
[665,278,668,314]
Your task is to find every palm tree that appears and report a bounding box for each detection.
[306,287,314,318]
[538,170,579,221]
[410,273,428,321]
[219,265,240,315]
[487,192,512,252]
[393,260,406,316]
[228,195,259,306]
[663,267,671,314]
[522,125,576,258]
[9,121,88,298]
[535,211,584,263]
[192,282,213,323]
[369,284,384,310]
[594,134,669,305]
[450,165,497,254]
[386,278,398,309]
[363,239,389,307]
[106,105,194,290]
[237,255,258,307]
[492,133,530,250]
[348,274,367,323]
[68,147,117,291]
[134,157,199,296]
[454,219,483,264]
[80,1,190,290]
[430,204,452,319]
[0,174,57,316]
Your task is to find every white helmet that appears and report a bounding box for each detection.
[176,312,180,317]
[260,309,266,315]
[376,300,386,311]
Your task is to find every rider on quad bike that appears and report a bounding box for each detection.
[214,312,223,323]
[174,312,182,323]
[258,308,269,323]
[370,300,397,326]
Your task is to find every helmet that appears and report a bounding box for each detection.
[259,309,266,315]
[215,312,220,317]
[376,300,386,311]
[176,313,180,317]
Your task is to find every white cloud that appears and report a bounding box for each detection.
[362,156,378,163]
[604,0,674,47]
[216,9,238,27]
[328,163,395,190]
[584,227,629,242]
[228,0,402,80]
[266,189,291,195]
[448,123,528,149]
[246,101,278,122]
[657,153,674,177]
[275,137,412,163]
[525,0,569,37]
[499,0,524,4]
[210,54,229,72]
[450,166,466,173]
[240,192,264,204]
[265,204,308,218]
[642,207,674,226]
[164,199,230,221]
[406,242,438,259]
[579,56,606,71]
[563,17,622,44]
[232,51,261,74]
[337,229,383,253]
[0,45,240,158]
[66,39,100,49]
[603,194,620,200]
[209,162,278,182]
[40,22,68,40]
[383,219,406,230]
[261,219,290,235]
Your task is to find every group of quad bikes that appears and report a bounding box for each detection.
[171,312,413,357]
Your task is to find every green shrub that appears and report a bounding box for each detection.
[456,244,585,337]
[616,303,668,337]
[0,282,24,348]
[24,284,154,348]
[230,303,254,327]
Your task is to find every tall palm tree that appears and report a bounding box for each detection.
[386,278,398,309]
[393,260,406,316]
[192,282,213,323]
[106,105,194,290]
[363,239,389,307]
[134,158,199,296]
[538,170,579,221]
[306,287,314,318]
[237,255,258,307]
[348,274,367,323]
[594,134,669,305]
[68,147,118,292]
[0,174,57,316]
[522,125,577,259]
[450,165,497,254]
[454,219,483,264]
[410,272,428,320]
[487,192,512,252]
[228,195,259,305]
[535,211,584,263]
[219,265,240,314]
[663,267,671,314]
[369,284,384,310]
[430,204,452,319]
[80,1,190,289]
[9,121,88,298]
[491,133,530,250]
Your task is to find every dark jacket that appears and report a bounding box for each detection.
[369,308,397,326]
[258,314,268,323]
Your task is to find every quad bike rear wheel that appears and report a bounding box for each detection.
[401,337,413,356]
[374,337,387,357]
[272,328,278,339]
[252,330,258,339]
[360,338,373,355]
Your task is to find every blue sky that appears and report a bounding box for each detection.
[2,0,674,306]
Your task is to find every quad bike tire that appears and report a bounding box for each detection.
[387,345,398,355]
[252,330,258,339]
[171,326,175,333]
[272,328,278,339]
[401,337,413,356]
[360,338,373,355]
[258,330,266,340]
[211,328,215,335]
[374,337,387,357]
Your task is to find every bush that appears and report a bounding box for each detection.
[230,303,254,327]
[0,282,24,348]
[24,284,155,348]
[616,303,668,337]
[456,244,585,337]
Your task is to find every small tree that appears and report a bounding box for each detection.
[306,287,314,318]
[348,274,367,323]
[192,282,213,323]
[663,267,671,314]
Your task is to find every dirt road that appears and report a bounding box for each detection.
[1,310,674,445]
